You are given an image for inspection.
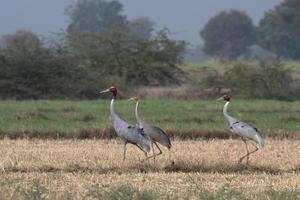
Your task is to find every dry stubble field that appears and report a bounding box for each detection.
[0,139,299,199]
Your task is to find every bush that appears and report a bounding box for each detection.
[70,28,186,87]
[202,61,296,100]
[0,30,106,100]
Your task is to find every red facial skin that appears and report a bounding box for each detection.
[109,86,117,99]
[131,96,139,102]
[223,95,230,101]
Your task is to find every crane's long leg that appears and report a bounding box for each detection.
[238,141,259,164]
[246,142,259,163]
[238,140,249,164]
[123,141,128,161]
[124,142,148,162]
[143,142,163,161]
[132,144,148,161]
[154,142,162,157]
[151,142,156,161]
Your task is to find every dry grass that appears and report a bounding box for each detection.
[0,139,299,199]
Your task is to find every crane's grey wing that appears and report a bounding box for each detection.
[232,121,255,137]
[248,123,260,133]
[112,116,150,152]
[151,126,169,137]
[144,124,171,149]
[111,115,131,140]
[231,121,264,148]
[135,127,150,152]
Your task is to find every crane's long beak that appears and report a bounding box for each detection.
[128,97,135,101]
[216,97,223,101]
[99,89,110,94]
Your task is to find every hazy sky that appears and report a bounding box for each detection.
[0,0,282,46]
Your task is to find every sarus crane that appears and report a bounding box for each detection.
[100,86,150,161]
[129,96,171,160]
[219,95,264,164]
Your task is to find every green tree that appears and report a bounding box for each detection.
[128,17,156,40]
[223,62,294,100]
[1,30,42,61]
[257,0,300,59]
[70,28,186,86]
[0,30,94,99]
[66,0,127,34]
[64,0,186,87]
[202,61,295,100]
[200,10,255,60]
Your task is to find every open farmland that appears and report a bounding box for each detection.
[0,99,300,199]
[1,99,300,139]
[0,139,299,199]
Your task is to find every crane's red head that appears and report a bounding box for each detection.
[223,95,230,101]
[99,86,117,99]
[128,96,139,102]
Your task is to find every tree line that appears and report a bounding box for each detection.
[0,0,299,99]
[201,0,300,60]
[0,0,186,99]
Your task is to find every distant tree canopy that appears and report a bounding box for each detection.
[257,0,300,59]
[70,28,186,86]
[66,0,156,42]
[200,10,255,60]
[1,30,42,59]
[128,17,156,40]
[0,30,99,99]
[66,0,127,34]
[66,0,186,87]
[202,61,296,100]
[0,1,187,100]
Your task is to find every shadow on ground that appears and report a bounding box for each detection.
[3,162,300,175]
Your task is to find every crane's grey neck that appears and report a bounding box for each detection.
[223,101,236,125]
[110,99,116,116]
[110,98,126,125]
[135,101,144,127]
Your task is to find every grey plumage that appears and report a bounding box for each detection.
[222,95,264,164]
[130,97,171,160]
[100,87,150,161]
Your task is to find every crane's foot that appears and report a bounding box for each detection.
[246,156,250,165]
[140,157,150,163]
[142,152,162,162]
[238,157,244,164]
[238,157,251,165]
[140,153,150,163]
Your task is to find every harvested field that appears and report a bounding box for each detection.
[0,139,299,199]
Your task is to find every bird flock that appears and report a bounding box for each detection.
[100,86,264,164]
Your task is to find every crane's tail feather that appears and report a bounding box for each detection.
[255,134,265,148]
[140,137,150,152]
[166,138,172,149]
